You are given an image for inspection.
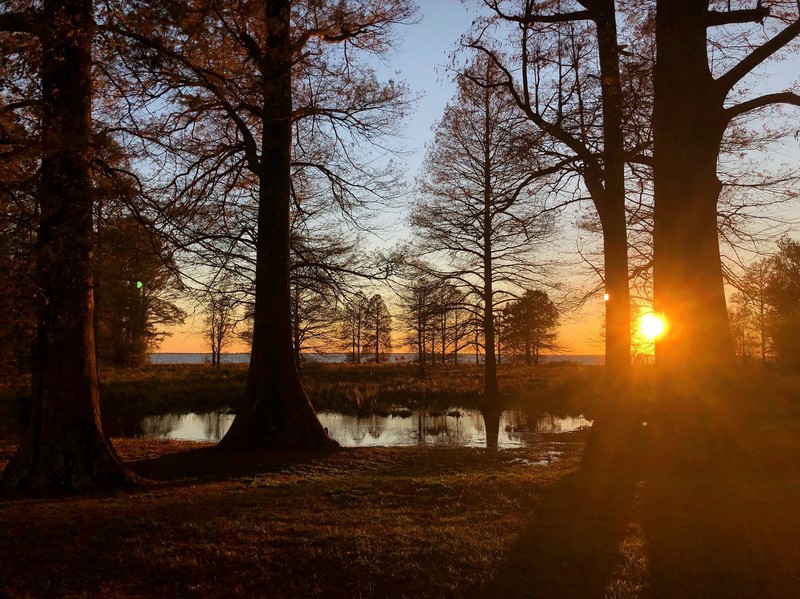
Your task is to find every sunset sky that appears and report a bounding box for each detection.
[157,1,799,356]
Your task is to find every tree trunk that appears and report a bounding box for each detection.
[218,0,334,451]
[525,329,531,366]
[483,272,498,397]
[482,77,499,403]
[3,0,134,490]
[417,324,423,369]
[581,0,637,473]
[651,0,736,468]
[441,314,446,364]
[292,286,301,368]
[355,317,361,364]
[374,307,380,364]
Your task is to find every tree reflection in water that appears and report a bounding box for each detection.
[124,409,591,448]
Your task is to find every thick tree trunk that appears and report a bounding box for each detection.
[582,208,637,472]
[653,0,733,375]
[651,0,737,468]
[218,0,334,451]
[581,0,637,473]
[2,0,133,490]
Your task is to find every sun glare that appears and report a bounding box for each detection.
[640,312,666,341]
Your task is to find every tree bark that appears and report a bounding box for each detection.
[651,0,737,468]
[218,0,334,451]
[581,0,637,473]
[2,0,133,490]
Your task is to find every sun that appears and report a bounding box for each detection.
[640,312,667,341]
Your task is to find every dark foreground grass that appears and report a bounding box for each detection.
[2,367,800,597]
[0,434,587,598]
[2,416,799,598]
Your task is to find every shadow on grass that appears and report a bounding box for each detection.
[128,444,341,485]
[642,464,800,598]
[641,385,800,599]
[474,469,641,598]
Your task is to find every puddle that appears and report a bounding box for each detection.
[115,408,591,448]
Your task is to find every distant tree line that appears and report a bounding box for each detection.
[729,238,800,368]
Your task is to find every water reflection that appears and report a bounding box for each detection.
[123,409,591,448]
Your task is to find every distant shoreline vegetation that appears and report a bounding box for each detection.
[149,352,605,366]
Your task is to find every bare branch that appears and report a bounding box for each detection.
[481,1,590,25]
[724,91,800,123]
[716,17,800,93]
[707,5,769,27]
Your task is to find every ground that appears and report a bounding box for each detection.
[0,435,586,598]
[2,425,799,598]
[1,364,799,597]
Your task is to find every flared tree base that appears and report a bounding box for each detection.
[218,386,338,452]
[3,432,138,492]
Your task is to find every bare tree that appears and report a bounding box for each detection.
[204,287,238,367]
[501,289,560,366]
[429,282,469,365]
[365,293,392,363]
[468,0,634,387]
[399,276,436,371]
[339,291,370,364]
[466,0,644,466]
[411,55,555,409]
[732,258,773,363]
[95,215,186,367]
[107,0,415,449]
[1,0,133,489]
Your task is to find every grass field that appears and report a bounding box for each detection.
[1,364,799,597]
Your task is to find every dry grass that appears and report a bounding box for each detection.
[3,365,800,598]
[0,434,586,598]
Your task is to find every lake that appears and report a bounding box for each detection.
[120,408,592,449]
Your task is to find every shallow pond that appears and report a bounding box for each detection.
[116,409,591,449]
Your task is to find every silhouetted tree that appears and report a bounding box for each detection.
[399,276,436,370]
[365,294,392,363]
[204,286,239,367]
[95,216,186,367]
[652,0,800,464]
[467,0,641,466]
[729,258,773,363]
[1,0,133,489]
[339,291,370,364]
[766,238,800,368]
[502,289,560,366]
[428,282,468,365]
[411,55,555,407]
[0,157,36,377]
[109,0,415,449]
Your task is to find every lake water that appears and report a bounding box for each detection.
[149,352,603,366]
[130,409,591,448]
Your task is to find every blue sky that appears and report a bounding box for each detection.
[382,1,480,176]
